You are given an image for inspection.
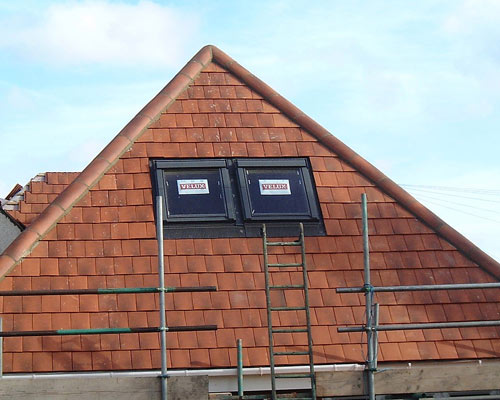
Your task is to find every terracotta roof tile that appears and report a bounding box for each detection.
[32,351,52,372]
[379,342,403,361]
[453,340,477,358]
[109,350,131,370]
[247,347,269,366]
[414,342,439,360]
[396,342,419,360]
[442,328,462,341]
[423,328,444,342]
[12,352,33,372]
[129,350,150,369]
[4,335,22,353]
[169,349,189,368]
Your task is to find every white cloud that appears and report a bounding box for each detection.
[230,1,500,136]
[2,85,38,110]
[442,0,500,92]
[443,0,500,37]
[0,78,165,195]
[0,1,198,67]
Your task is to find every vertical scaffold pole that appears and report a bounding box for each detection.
[237,338,243,399]
[373,303,380,370]
[156,196,167,400]
[362,194,375,400]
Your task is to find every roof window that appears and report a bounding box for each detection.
[153,159,234,223]
[236,159,320,221]
[151,158,324,238]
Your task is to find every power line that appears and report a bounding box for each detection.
[400,184,500,196]
[412,193,500,216]
[398,183,500,225]
[402,186,500,204]
[411,197,500,224]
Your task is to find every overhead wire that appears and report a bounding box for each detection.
[400,186,500,204]
[400,184,500,196]
[400,184,500,225]
[413,197,500,224]
[411,193,500,216]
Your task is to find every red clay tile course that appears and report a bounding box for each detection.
[1,45,500,372]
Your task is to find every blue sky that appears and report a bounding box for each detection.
[1,0,499,261]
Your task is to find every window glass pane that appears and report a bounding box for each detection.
[164,169,227,218]
[245,168,311,217]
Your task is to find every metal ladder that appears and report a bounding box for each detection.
[262,223,316,400]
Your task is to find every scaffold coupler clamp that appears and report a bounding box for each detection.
[362,284,373,294]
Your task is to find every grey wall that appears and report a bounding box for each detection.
[0,210,21,254]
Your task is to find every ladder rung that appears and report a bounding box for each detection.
[268,263,302,268]
[273,351,310,356]
[270,306,306,311]
[269,284,304,290]
[272,328,308,333]
[266,241,301,247]
[275,373,313,379]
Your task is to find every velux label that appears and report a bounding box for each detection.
[259,179,291,195]
[177,179,209,195]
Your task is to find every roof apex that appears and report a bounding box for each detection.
[1,45,499,280]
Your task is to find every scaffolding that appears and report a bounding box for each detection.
[0,196,217,400]
[336,194,500,400]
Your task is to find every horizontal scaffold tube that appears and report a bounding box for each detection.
[338,320,500,333]
[0,325,218,337]
[337,282,500,293]
[0,286,217,296]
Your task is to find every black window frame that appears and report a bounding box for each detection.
[152,159,235,223]
[236,158,321,222]
[151,158,325,238]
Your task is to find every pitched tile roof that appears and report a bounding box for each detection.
[1,45,498,281]
[4,184,23,201]
[3,173,79,226]
[0,45,499,373]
